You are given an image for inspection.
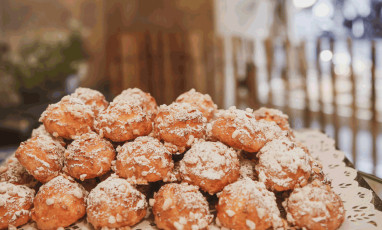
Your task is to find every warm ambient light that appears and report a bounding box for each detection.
[320,50,333,62]
[313,0,333,18]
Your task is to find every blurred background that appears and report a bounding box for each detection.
[1,0,382,179]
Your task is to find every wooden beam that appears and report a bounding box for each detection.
[371,40,377,174]
[316,38,325,130]
[298,41,310,128]
[330,37,339,143]
[264,37,274,107]
[213,36,225,108]
[348,37,358,164]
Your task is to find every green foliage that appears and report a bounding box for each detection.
[6,30,86,90]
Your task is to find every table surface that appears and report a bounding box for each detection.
[343,158,382,211]
[365,177,382,199]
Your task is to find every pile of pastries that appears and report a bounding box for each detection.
[0,87,345,230]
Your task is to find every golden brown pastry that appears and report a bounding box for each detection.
[0,156,38,188]
[216,178,283,230]
[15,134,65,183]
[31,125,66,147]
[238,157,257,180]
[283,180,345,230]
[71,87,108,116]
[113,88,158,120]
[86,176,147,229]
[154,102,207,153]
[253,107,292,134]
[63,132,115,180]
[175,89,217,121]
[115,136,173,184]
[210,107,284,153]
[179,141,240,194]
[0,182,35,229]
[95,99,152,142]
[31,175,87,230]
[255,136,312,191]
[40,95,94,139]
[152,183,213,230]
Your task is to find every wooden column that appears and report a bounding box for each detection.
[188,31,207,94]
[204,33,216,101]
[146,31,165,104]
[371,40,377,174]
[167,32,187,99]
[162,32,176,103]
[120,32,146,90]
[298,41,310,128]
[316,38,325,130]
[213,36,225,108]
[348,37,358,163]
[330,38,339,143]
[232,36,242,107]
[283,38,291,115]
[245,38,258,109]
[107,34,123,95]
[264,38,274,107]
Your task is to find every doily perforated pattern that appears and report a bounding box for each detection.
[295,129,382,230]
[15,129,382,229]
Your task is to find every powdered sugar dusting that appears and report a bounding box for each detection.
[31,125,66,147]
[256,136,312,190]
[113,88,157,118]
[246,219,256,230]
[40,95,94,122]
[179,141,239,181]
[253,107,288,120]
[72,88,105,101]
[156,103,206,125]
[218,178,283,228]
[213,107,283,143]
[283,180,345,229]
[32,125,54,139]
[37,175,88,203]
[175,89,217,120]
[94,98,152,141]
[0,156,38,188]
[2,87,350,229]
[239,158,257,180]
[33,134,65,156]
[101,100,146,123]
[71,87,108,114]
[65,132,108,161]
[64,131,115,179]
[87,176,147,219]
[115,136,173,184]
[0,182,35,224]
[154,183,213,229]
[16,134,65,182]
[154,103,207,151]
[39,95,95,139]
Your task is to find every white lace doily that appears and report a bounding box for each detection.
[294,129,382,230]
[16,129,382,229]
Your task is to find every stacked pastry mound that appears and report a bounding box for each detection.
[0,87,345,230]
